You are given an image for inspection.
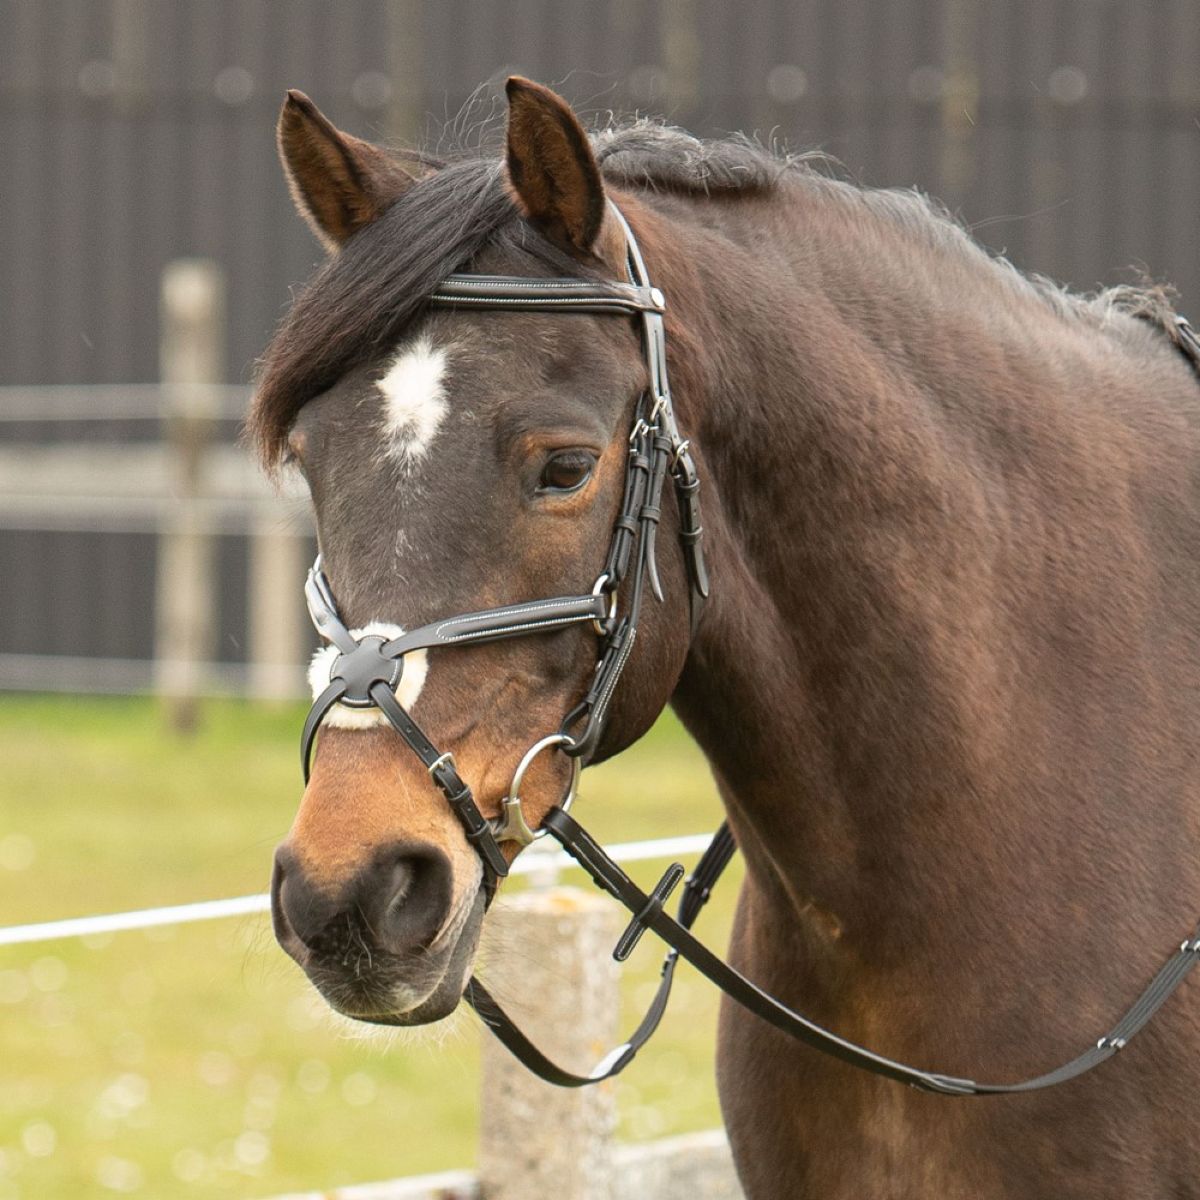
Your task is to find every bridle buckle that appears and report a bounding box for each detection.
[590,573,619,636]
[428,750,456,779]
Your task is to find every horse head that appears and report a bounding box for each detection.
[255,79,697,1025]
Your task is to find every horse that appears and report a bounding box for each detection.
[253,78,1200,1198]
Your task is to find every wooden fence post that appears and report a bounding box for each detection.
[248,520,308,701]
[156,259,224,732]
[477,882,623,1200]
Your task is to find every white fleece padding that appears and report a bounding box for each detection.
[377,335,448,465]
[308,622,429,729]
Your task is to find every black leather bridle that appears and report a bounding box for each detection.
[301,203,708,888]
[299,204,1200,1093]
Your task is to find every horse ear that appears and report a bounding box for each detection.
[504,77,614,262]
[277,90,416,252]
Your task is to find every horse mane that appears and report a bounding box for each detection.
[836,181,1181,348]
[593,118,804,193]
[250,121,791,468]
[251,117,1178,469]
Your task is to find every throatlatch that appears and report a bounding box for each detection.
[299,202,1200,1094]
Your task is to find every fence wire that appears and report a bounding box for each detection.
[0,832,718,947]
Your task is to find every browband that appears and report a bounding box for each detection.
[429,275,666,315]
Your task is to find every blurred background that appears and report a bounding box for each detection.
[1,1,1197,1197]
[2,0,1198,693]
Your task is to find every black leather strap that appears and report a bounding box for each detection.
[301,680,347,781]
[537,808,1200,1097]
[1174,315,1200,374]
[429,274,664,315]
[300,556,606,885]
[464,966,674,1088]
[304,567,358,654]
[381,593,609,657]
[559,405,682,758]
[462,822,737,1086]
[369,682,510,883]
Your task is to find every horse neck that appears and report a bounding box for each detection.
[652,178,1134,937]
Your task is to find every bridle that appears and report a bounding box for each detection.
[301,203,708,888]
[299,203,1200,1094]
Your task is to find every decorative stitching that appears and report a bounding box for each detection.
[440,613,596,644]
[434,597,599,640]
[593,630,637,723]
[436,276,648,294]
[429,296,651,311]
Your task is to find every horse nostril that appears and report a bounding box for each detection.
[271,846,334,961]
[382,858,415,921]
[356,843,454,956]
[270,842,454,965]
[270,851,293,947]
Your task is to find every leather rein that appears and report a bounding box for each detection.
[299,203,1200,1095]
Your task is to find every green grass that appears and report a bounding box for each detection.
[0,696,738,1199]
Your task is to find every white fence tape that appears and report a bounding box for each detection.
[0,832,717,948]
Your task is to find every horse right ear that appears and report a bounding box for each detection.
[277,90,416,253]
[504,77,617,264]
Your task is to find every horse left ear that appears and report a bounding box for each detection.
[504,77,620,264]
[277,89,417,253]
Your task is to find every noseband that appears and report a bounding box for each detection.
[298,205,1200,1094]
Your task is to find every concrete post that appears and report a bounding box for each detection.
[156,259,224,732]
[477,886,624,1200]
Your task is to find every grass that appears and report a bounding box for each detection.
[0,696,739,1199]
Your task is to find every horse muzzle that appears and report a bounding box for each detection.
[271,838,485,1024]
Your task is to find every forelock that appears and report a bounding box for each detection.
[250,117,794,470]
[251,158,513,468]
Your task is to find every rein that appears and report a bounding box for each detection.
[299,204,1200,1095]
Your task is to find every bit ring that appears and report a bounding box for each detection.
[490,733,581,846]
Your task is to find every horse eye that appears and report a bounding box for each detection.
[537,451,596,494]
